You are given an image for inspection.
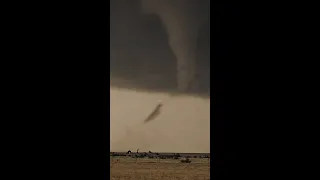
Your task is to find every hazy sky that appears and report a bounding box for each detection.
[110,87,210,153]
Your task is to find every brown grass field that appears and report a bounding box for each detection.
[110,157,210,180]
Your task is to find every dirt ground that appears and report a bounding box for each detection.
[110,157,210,180]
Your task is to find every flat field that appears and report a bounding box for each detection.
[110,157,210,180]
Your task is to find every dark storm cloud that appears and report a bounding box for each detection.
[110,0,210,97]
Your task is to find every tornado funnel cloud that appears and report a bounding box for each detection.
[143,102,163,124]
[140,0,208,91]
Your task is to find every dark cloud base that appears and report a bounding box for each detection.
[110,0,210,97]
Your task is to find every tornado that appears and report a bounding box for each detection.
[140,0,209,91]
[143,102,163,124]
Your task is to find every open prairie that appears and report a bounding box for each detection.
[110,157,210,180]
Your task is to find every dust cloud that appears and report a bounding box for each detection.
[110,87,210,153]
